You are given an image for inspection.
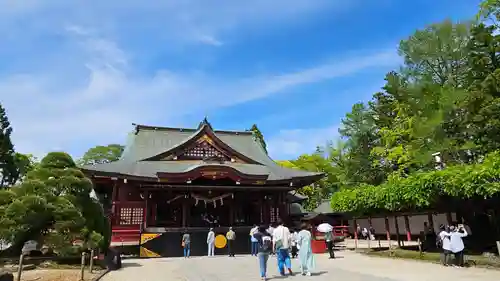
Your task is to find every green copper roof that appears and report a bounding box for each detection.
[313,200,333,214]
[82,122,323,183]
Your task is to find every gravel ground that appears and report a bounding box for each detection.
[100,250,499,281]
[16,268,103,281]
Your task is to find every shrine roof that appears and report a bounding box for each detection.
[81,119,323,184]
[313,200,334,214]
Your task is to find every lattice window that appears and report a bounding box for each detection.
[119,207,143,225]
[180,141,229,160]
[270,207,280,224]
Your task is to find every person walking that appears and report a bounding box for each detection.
[253,225,273,281]
[297,223,315,276]
[272,219,293,276]
[207,228,215,257]
[324,228,335,259]
[369,225,376,240]
[268,223,276,256]
[181,230,191,258]
[290,229,298,258]
[437,224,451,266]
[450,224,468,267]
[250,225,259,256]
[226,227,236,257]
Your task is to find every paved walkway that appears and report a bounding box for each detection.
[101,251,499,281]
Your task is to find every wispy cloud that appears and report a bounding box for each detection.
[0,1,400,158]
[0,0,347,47]
[267,126,340,159]
[1,24,398,157]
[197,35,224,47]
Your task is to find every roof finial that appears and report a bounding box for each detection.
[198,116,213,130]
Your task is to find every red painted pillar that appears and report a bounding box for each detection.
[353,218,358,240]
[353,218,358,249]
[143,190,149,229]
[404,215,412,241]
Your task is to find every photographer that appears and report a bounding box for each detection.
[450,223,468,267]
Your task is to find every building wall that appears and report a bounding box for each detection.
[349,212,456,236]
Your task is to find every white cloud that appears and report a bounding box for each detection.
[197,35,224,47]
[0,26,399,158]
[267,126,340,160]
[0,0,348,47]
[0,1,400,158]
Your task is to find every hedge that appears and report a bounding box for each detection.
[330,151,500,214]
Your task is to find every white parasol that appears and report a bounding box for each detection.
[317,223,333,233]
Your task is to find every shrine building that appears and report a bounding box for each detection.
[82,119,323,257]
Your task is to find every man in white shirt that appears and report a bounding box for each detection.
[207,228,215,257]
[272,219,293,276]
[437,224,451,266]
[450,224,468,267]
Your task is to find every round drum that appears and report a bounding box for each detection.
[214,234,227,249]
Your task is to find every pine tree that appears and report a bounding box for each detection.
[249,124,268,154]
[0,103,18,188]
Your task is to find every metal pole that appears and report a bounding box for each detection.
[16,253,24,281]
[80,252,86,281]
[89,249,94,273]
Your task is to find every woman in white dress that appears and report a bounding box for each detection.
[297,223,315,276]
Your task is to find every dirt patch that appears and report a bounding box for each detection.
[17,269,104,281]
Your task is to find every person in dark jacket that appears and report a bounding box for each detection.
[253,225,272,281]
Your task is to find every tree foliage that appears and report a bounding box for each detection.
[0,103,18,188]
[279,1,500,214]
[331,151,500,214]
[249,124,268,154]
[327,1,500,214]
[0,152,110,255]
[78,144,124,166]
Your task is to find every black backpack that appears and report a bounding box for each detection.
[261,235,272,252]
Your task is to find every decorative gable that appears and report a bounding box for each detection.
[145,121,262,165]
[178,140,230,161]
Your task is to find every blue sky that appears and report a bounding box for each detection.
[0,0,481,160]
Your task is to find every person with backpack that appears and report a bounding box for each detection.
[437,224,451,266]
[253,225,273,281]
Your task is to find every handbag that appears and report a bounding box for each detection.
[181,241,185,247]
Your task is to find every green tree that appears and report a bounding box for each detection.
[0,152,110,255]
[329,2,500,215]
[78,144,124,166]
[478,0,500,27]
[249,124,268,154]
[398,20,471,87]
[13,153,38,182]
[0,103,18,188]
[339,103,385,185]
